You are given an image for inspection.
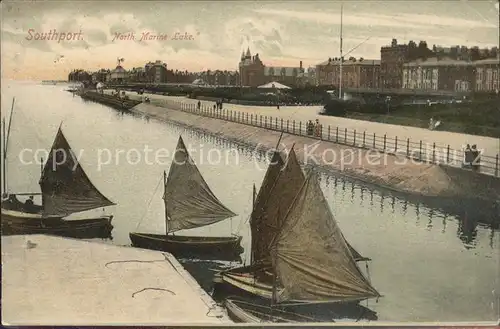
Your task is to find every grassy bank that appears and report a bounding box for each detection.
[326,99,500,138]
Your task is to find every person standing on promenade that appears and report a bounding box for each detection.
[314,119,322,138]
[464,144,473,167]
[471,145,480,171]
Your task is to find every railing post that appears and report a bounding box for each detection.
[419,140,422,161]
[406,138,410,156]
[353,130,356,146]
[281,118,283,131]
[336,127,339,142]
[383,134,387,150]
[293,120,296,134]
[373,133,375,148]
[265,116,268,128]
[395,136,398,152]
[328,125,331,140]
[287,120,289,132]
[246,112,248,123]
[299,121,302,135]
[362,131,366,146]
[260,115,263,127]
[251,114,253,125]
[432,142,436,163]
[344,128,347,143]
[446,145,450,163]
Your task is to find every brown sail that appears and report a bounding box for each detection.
[250,150,284,264]
[39,127,115,217]
[164,136,236,232]
[255,147,304,265]
[270,172,380,303]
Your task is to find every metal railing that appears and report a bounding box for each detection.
[152,98,499,177]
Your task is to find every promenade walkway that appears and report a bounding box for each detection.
[115,91,500,177]
[163,95,500,160]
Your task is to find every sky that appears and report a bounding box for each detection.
[1,0,499,80]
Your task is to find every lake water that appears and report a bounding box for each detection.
[1,80,498,322]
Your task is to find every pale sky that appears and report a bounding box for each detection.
[1,0,499,80]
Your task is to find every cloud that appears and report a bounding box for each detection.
[253,9,425,29]
[394,13,496,28]
[253,8,496,29]
[224,16,286,57]
[1,1,498,80]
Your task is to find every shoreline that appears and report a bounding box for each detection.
[130,102,500,204]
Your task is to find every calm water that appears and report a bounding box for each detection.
[1,81,499,322]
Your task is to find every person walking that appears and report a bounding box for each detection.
[307,120,314,136]
[314,119,322,138]
[471,145,480,171]
[464,144,473,167]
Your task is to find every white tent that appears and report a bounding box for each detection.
[257,81,291,89]
[192,78,207,85]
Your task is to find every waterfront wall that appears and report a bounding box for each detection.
[131,103,500,202]
[80,91,141,110]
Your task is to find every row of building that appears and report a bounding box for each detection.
[69,38,499,93]
[70,60,242,86]
[315,39,499,93]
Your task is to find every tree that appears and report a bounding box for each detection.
[408,40,418,60]
[469,47,481,61]
[490,48,498,59]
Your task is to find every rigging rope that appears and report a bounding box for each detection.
[134,174,164,231]
[366,261,371,308]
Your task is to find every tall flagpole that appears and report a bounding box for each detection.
[339,3,343,100]
[2,119,6,194]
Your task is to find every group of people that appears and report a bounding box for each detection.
[1,193,37,213]
[306,119,322,138]
[464,144,481,170]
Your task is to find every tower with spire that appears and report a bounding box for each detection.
[238,47,264,86]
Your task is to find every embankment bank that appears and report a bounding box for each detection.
[112,90,500,161]
[80,91,141,110]
[131,103,500,204]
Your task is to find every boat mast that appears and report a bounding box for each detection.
[164,170,169,236]
[2,119,6,194]
[2,98,16,195]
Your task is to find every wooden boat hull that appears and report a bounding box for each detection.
[225,298,317,323]
[1,208,113,239]
[214,264,275,300]
[129,232,243,261]
[215,265,371,305]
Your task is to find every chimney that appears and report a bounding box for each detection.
[300,61,303,69]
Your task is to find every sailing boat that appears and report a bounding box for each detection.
[215,142,372,299]
[224,170,381,322]
[1,126,116,238]
[129,136,243,260]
